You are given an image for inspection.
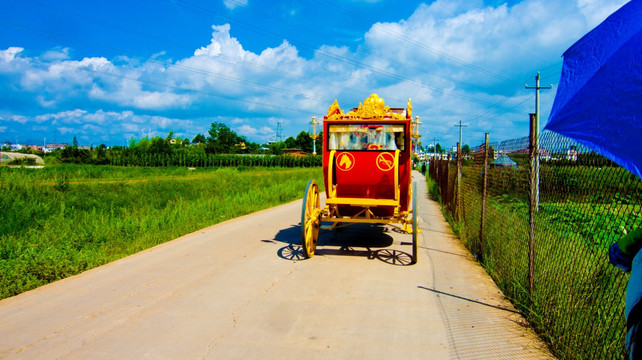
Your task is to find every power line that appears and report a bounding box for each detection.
[6,0,566,142]
[311,0,509,82]
[167,0,511,108]
[10,0,381,106]
[11,0,547,117]
[0,21,335,110]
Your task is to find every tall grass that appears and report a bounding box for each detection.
[428,165,633,360]
[0,165,323,299]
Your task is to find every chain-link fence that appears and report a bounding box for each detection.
[428,129,640,360]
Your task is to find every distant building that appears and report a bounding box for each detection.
[283,148,306,156]
[540,149,552,161]
[566,148,578,161]
[46,143,68,150]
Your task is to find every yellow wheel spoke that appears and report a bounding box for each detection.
[301,180,320,259]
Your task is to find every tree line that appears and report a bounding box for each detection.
[4,122,323,166]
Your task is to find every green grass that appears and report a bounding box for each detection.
[430,164,634,360]
[0,165,324,299]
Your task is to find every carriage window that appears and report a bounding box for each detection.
[327,124,405,151]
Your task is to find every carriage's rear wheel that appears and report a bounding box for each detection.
[411,181,418,264]
[301,180,321,258]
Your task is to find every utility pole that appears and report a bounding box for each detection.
[453,120,468,223]
[432,137,439,158]
[453,120,468,153]
[525,72,552,209]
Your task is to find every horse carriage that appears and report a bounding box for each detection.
[301,94,419,263]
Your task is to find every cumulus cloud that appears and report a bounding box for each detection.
[234,123,277,143]
[0,47,24,63]
[0,0,629,146]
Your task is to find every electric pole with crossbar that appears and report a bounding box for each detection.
[525,72,553,209]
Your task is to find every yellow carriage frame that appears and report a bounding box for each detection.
[301,94,419,264]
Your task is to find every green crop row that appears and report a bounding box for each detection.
[106,154,321,168]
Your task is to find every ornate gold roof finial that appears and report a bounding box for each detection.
[326,99,344,121]
[325,94,407,121]
[407,98,413,119]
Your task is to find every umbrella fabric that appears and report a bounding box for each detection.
[544,0,642,178]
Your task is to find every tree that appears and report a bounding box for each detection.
[72,136,78,147]
[192,134,206,144]
[284,136,296,149]
[294,131,313,153]
[435,143,443,154]
[269,141,285,155]
[149,136,172,155]
[95,145,108,164]
[206,122,244,154]
[462,144,470,154]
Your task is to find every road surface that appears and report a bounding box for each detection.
[0,172,554,359]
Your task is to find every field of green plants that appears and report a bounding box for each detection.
[0,165,323,299]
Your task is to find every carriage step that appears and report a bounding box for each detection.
[325,197,398,207]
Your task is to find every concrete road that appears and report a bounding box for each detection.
[0,172,554,359]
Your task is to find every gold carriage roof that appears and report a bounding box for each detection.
[324,94,412,121]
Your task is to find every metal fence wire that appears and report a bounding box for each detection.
[428,129,640,360]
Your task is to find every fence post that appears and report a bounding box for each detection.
[528,113,537,296]
[479,133,489,261]
[457,142,462,221]
[442,157,449,210]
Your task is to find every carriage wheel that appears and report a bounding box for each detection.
[301,180,321,258]
[411,181,418,264]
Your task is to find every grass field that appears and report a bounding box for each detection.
[427,165,636,360]
[0,165,324,299]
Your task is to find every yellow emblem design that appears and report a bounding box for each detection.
[336,152,355,171]
[376,152,395,172]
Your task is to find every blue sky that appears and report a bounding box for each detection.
[0,0,629,148]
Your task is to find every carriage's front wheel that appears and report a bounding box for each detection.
[411,181,418,264]
[301,180,321,258]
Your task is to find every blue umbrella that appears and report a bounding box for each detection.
[544,0,642,179]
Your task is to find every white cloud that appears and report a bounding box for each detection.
[223,0,247,10]
[0,47,24,62]
[41,48,71,61]
[10,115,29,124]
[131,91,192,110]
[577,0,628,27]
[235,124,258,137]
[0,0,631,146]
[35,109,88,124]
